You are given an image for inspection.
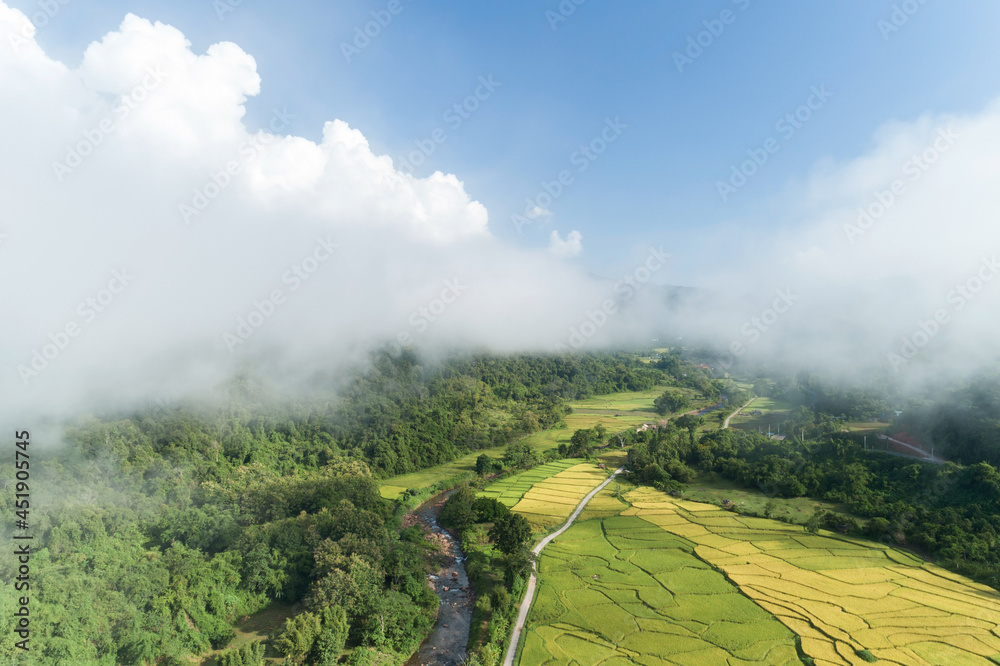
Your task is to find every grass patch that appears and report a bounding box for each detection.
[681,476,858,526]
[197,601,296,664]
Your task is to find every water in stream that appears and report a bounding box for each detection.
[405,492,473,666]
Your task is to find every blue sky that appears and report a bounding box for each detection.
[16,0,1000,283]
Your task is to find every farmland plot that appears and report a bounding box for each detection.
[520,516,800,665]
[623,488,1000,666]
[480,461,610,531]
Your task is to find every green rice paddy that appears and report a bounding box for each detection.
[519,516,800,665]
[515,483,1000,665]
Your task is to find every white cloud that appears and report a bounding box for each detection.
[688,98,1000,384]
[3,1,1000,420]
[548,230,583,258]
[0,4,618,418]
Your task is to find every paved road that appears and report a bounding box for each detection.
[502,466,625,666]
[723,397,757,429]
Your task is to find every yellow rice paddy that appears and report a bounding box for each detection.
[622,487,1000,666]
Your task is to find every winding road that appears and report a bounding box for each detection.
[723,397,757,429]
[502,466,625,666]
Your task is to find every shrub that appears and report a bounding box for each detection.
[218,641,265,666]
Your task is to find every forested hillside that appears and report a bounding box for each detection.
[625,395,1000,590]
[0,350,681,665]
[6,348,999,664]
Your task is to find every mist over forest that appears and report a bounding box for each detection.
[3,2,1000,665]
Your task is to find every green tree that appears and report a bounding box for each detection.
[594,423,607,442]
[439,486,477,531]
[654,390,689,415]
[763,499,777,519]
[361,590,432,654]
[307,555,384,630]
[674,414,704,446]
[805,510,824,534]
[312,605,349,666]
[502,549,535,589]
[570,428,592,448]
[473,496,510,523]
[503,441,533,469]
[274,612,322,664]
[865,517,892,540]
[568,428,598,457]
[218,641,266,666]
[475,453,493,475]
[489,513,532,555]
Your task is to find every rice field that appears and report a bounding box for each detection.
[519,516,801,665]
[576,484,631,522]
[568,388,666,415]
[479,460,583,508]
[568,386,713,419]
[479,461,610,531]
[508,471,1000,665]
[621,487,1000,665]
[379,387,686,500]
[378,436,558,499]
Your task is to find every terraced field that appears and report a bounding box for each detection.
[479,460,582,508]
[520,516,801,665]
[622,488,1000,665]
[510,475,1000,665]
[380,388,686,500]
[576,484,631,522]
[480,461,610,532]
[378,438,555,500]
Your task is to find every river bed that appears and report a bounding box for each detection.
[405,492,473,666]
